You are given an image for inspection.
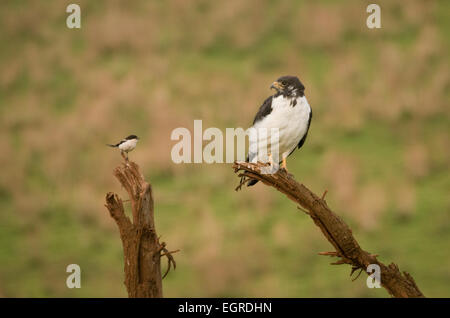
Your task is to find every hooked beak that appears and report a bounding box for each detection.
[270,81,283,91]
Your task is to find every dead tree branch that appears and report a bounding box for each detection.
[233,161,424,298]
[105,161,176,297]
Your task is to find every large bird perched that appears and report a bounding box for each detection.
[245,75,312,186]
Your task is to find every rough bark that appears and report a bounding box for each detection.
[234,161,424,298]
[105,161,176,298]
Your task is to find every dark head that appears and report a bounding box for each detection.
[126,135,139,140]
[270,75,305,97]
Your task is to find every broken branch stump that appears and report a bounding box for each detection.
[105,161,176,297]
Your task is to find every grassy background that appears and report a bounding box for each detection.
[0,0,449,297]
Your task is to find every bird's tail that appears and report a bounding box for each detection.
[106,143,118,147]
[243,154,259,187]
[247,179,259,186]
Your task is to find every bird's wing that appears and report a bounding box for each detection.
[107,138,128,147]
[252,96,273,125]
[297,109,312,149]
[246,96,274,163]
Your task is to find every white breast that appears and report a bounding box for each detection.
[250,95,311,163]
[118,139,138,152]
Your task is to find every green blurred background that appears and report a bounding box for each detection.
[0,0,449,297]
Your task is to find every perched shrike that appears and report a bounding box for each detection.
[107,135,139,160]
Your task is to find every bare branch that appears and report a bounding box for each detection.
[105,161,177,297]
[233,161,424,298]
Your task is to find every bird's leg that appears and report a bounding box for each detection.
[268,153,273,166]
[267,152,278,173]
[281,156,288,172]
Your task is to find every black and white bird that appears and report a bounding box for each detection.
[246,75,312,186]
[107,135,140,160]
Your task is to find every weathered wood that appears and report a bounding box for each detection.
[234,161,424,298]
[105,161,176,298]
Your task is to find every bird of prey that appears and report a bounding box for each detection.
[245,75,312,186]
[107,135,140,160]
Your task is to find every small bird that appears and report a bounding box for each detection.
[245,75,312,186]
[107,135,140,160]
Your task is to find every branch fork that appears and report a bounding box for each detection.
[105,161,177,297]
